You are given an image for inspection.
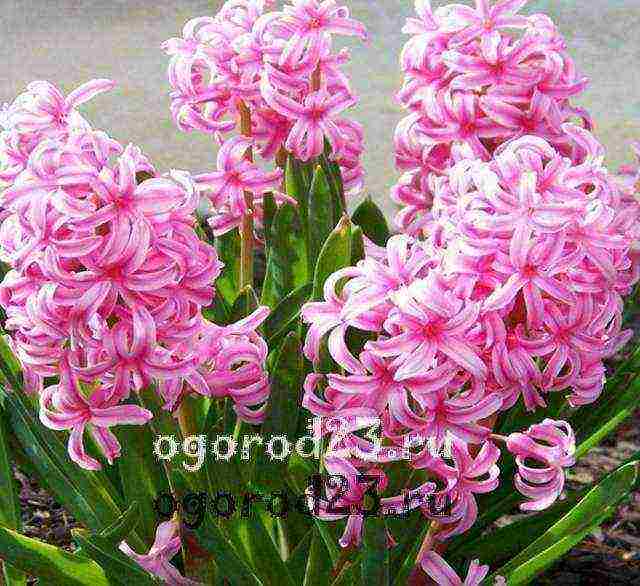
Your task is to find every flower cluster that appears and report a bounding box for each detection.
[163,0,368,235]
[391,0,592,237]
[0,79,271,473]
[301,125,640,552]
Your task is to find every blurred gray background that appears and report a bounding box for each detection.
[2,1,639,217]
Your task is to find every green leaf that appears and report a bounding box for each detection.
[351,226,365,265]
[489,461,639,585]
[216,230,242,305]
[391,523,428,586]
[312,216,352,301]
[449,497,577,567]
[319,150,345,221]
[0,387,141,548]
[308,166,337,265]
[263,283,312,344]
[203,284,233,325]
[192,509,263,586]
[573,376,640,458]
[229,286,260,324]
[0,526,110,586]
[303,531,333,586]
[227,514,296,586]
[361,517,390,586]
[0,396,20,530]
[256,332,304,489]
[99,502,143,545]
[116,423,169,545]
[72,530,159,585]
[286,156,310,225]
[137,387,201,496]
[0,395,26,586]
[263,192,277,249]
[286,529,313,584]
[261,203,309,308]
[0,333,23,391]
[351,198,390,246]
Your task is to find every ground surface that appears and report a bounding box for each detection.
[2,1,640,217]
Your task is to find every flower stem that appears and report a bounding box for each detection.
[238,100,254,290]
[311,64,322,92]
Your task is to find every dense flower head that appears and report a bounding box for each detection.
[163,0,368,236]
[392,0,591,236]
[0,79,271,470]
[301,128,640,549]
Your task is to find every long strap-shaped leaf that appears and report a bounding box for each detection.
[0,396,26,585]
[0,526,110,586]
[0,386,145,550]
[488,460,639,585]
[72,530,159,586]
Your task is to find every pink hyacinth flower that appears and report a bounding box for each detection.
[507,418,576,511]
[419,551,489,586]
[447,0,530,46]
[196,135,282,232]
[6,78,115,136]
[418,439,501,540]
[276,0,367,68]
[39,354,153,471]
[368,274,487,381]
[261,74,356,161]
[120,520,199,585]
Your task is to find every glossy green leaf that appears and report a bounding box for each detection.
[229,286,260,324]
[303,531,333,586]
[263,283,312,344]
[351,225,365,265]
[0,387,141,548]
[227,514,296,586]
[286,529,313,584]
[192,509,263,586]
[573,376,640,458]
[490,461,638,585]
[72,530,159,585]
[361,517,390,586]
[137,386,201,496]
[261,203,309,308]
[351,198,390,246]
[216,230,242,305]
[319,149,345,221]
[99,502,143,545]
[203,284,232,325]
[308,165,337,265]
[256,332,304,489]
[450,497,577,567]
[116,422,169,545]
[263,192,277,249]
[286,156,311,225]
[0,395,26,586]
[392,523,428,586]
[312,216,352,301]
[0,526,110,586]
[0,397,20,530]
[0,333,23,391]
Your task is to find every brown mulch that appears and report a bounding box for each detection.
[7,413,640,584]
